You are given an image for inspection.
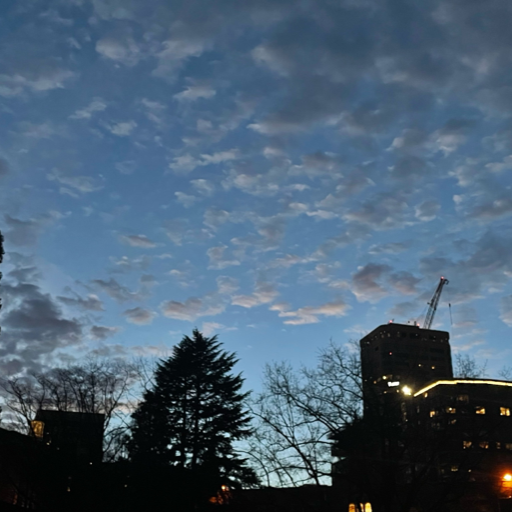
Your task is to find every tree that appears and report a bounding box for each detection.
[454,353,487,379]
[250,342,505,512]
[129,329,256,506]
[1,358,140,461]
[248,342,361,487]
[0,229,4,337]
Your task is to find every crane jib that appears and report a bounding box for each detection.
[423,277,449,330]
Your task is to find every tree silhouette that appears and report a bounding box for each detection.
[129,329,256,508]
[0,230,4,336]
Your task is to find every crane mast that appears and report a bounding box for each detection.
[423,277,449,330]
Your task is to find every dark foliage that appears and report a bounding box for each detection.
[129,329,257,509]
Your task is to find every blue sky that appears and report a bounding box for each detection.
[1,0,512,390]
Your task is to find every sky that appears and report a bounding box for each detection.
[1,0,512,391]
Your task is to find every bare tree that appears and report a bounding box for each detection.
[453,353,487,379]
[0,358,141,461]
[0,229,4,338]
[248,342,362,487]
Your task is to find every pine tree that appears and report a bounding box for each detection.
[129,329,256,502]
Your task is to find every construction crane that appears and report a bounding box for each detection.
[423,277,449,330]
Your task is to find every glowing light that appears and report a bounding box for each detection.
[402,386,412,395]
[504,474,512,482]
[388,381,400,387]
[414,379,512,397]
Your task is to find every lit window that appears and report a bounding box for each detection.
[430,410,437,418]
[446,407,456,414]
[457,395,469,403]
[349,504,372,512]
[424,392,428,398]
[451,465,459,472]
[475,407,486,415]
[479,441,489,449]
[506,444,512,451]
[501,407,511,416]
[463,441,472,449]
[30,420,44,439]
[449,419,457,425]
[497,442,502,449]
[431,366,436,370]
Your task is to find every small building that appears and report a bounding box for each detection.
[32,410,104,465]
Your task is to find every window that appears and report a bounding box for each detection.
[457,395,469,403]
[463,441,472,449]
[30,420,44,439]
[430,410,438,418]
[349,504,372,512]
[479,441,489,449]
[475,407,486,415]
[446,407,456,414]
[506,444,512,451]
[448,419,457,425]
[497,442,502,449]
[451,465,459,472]
[501,407,511,416]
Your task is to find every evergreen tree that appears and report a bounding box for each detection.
[129,329,256,504]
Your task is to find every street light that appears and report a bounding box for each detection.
[402,386,412,396]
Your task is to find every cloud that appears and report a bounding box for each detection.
[0,267,83,372]
[92,278,143,303]
[152,38,206,82]
[119,234,157,248]
[275,300,350,325]
[160,296,224,321]
[191,179,215,196]
[232,282,278,308]
[201,321,237,336]
[90,325,121,340]
[216,276,239,295]
[96,35,142,66]
[368,242,409,255]
[415,200,441,221]
[175,191,199,208]
[110,255,151,273]
[58,293,104,311]
[0,68,75,97]
[174,84,216,102]
[207,244,241,269]
[115,160,137,175]
[500,296,512,327]
[203,208,231,230]
[107,120,137,136]
[47,169,103,195]
[352,263,392,303]
[169,150,238,173]
[343,193,408,230]
[69,97,107,120]
[123,307,157,325]
[0,158,10,178]
[4,212,62,247]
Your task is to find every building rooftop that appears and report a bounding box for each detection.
[414,379,512,397]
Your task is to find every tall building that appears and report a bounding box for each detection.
[359,322,452,405]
